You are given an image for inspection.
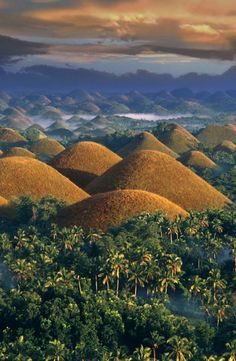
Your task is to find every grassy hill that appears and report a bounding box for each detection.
[197,125,236,147]
[0,156,89,204]
[215,140,236,153]
[58,189,188,230]
[86,150,230,211]
[118,131,178,158]
[155,124,199,154]
[51,141,122,188]
[3,147,36,158]
[0,128,27,144]
[30,138,65,159]
[179,150,217,169]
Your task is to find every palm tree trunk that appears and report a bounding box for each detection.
[153,346,157,361]
[116,268,120,296]
[134,278,138,298]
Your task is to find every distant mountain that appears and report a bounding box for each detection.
[1,65,236,92]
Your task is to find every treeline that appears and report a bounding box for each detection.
[0,198,235,360]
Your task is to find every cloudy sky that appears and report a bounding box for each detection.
[0,0,236,74]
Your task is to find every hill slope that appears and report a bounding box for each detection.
[86,150,230,210]
[0,157,89,204]
[215,140,236,153]
[3,147,36,158]
[51,141,122,187]
[179,151,217,169]
[118,131,178,158]
[58,189,188,230]
[0,128,26,144]
[197,125,236,147]
[30,138,65,159]
[156,124,199,154]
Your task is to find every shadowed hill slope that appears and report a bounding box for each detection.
[156,124,199,154]
[86,150,230,211]
[58,189,188,231]
[30,138,65,159]
[51,141,122,188]
[197,125,236,147]
[0,157,89,204]
[0,128,27,144]
[215,140,236,153]
[118,131,178,158]
[179,150,217,169]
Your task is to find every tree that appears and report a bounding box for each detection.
[165,336,192,361]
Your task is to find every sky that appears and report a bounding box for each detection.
[0,0,236,75]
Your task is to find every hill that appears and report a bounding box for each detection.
[51,141,122,188]
[2,147,36,158]
[156,124,199,154]
[0,196,8,207]
[0,156,89,204]
[197,125,236,147]
[86,150,230,211]
[118,132,178,158]
[215,140,236,153]
[0,128,27,144]
[179,150,217,169]
[57,189,188,230]
[30,138,65,159]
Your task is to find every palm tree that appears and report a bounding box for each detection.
[128,261,145,298]
[189,275,205,300]
[109,251,128,296]
[159,272,179,294]
[133,345,151,361]
[165,336,192,361]
[167,255,182,277]
[149,332,165,361]
[223,340,236,361]
[207,269,226,304]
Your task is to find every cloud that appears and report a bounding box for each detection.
[0,34,48,65]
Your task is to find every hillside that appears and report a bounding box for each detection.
[51,141,122,187]
[0,196,8,207]
[58,189,188,230]
[0,128,26,144]
[179,150,217,169]
[2,147,36,158]
[156,124,199,154]
[0,156,89,204]
[215,140,236,153]
[86,150,230,210]
[118,131,178,158]
[197,125,236,147]
[30,138,65,159]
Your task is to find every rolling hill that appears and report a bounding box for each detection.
[30,138,65,159]
[156,124,199,154]
[86,150,230,210]
[118,132,178,158]
[2,147,36,158]
[51,141,122,187]
[0,156,89,204]
[0,128,27,144]
[58,189,188,230]
[197,125,236,147]
[179,150,217,169]
[215,140,236,153]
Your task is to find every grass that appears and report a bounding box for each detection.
[216,140,236,153]
[179,150,217,169]
[57,189,188,230]
[0,128,26,143]
[0,156,89,204]
[51,141,122,188]
[156,124,199,154]
[118,131,178,158]
[197,125,236,147]
[30,138,65,158]
[3,147,36,158]
[86,150,230,211]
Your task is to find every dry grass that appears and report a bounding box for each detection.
[118,131,178,158]
[3,147,36,158]
[51,141,122,188]
[197,125,236,148]
[86,150,230,211]
[215,140,236,153]
[0,156,89,204]
[179,150,217,169]
[0,196,8,206]
[157,124,199,154]
[30,138,65,158]
[226,123,236,131]
[57,189,188,230]
[0,128,26,143]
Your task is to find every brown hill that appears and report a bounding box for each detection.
[30,138,65,159]
[0,196,8,207]
[86,150,230,211]
[179,151,217,169]
[51,141,122,188]
[197,125,236,147]
[0,156,89,204]
[118,132,178,158]
[156,124,199,154]
[226,123,236,132]
[0,128,26,144]
[3,147,36,158]
[58,189,188,231]
[215,140,236,153]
